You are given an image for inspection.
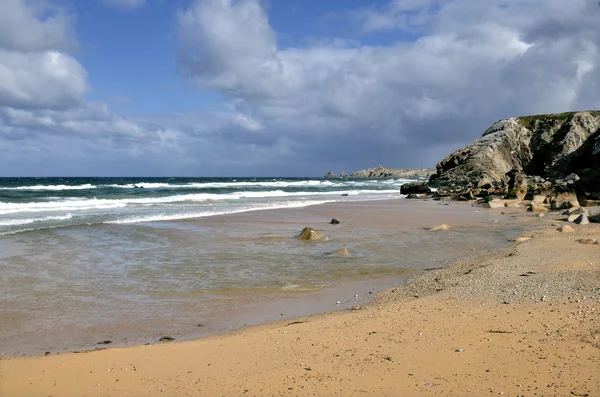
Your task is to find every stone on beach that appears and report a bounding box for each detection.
[429,224,450,231]
[298,227,328,241]
[577,238,596,245]
[515,237,531,243]
[569,214,589,225]
[335,248,350,256]
[330,218,340,224]
[557,225,575,233]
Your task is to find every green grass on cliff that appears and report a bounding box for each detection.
[517,110,600,130]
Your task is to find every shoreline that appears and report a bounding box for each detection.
[2,202,599,396]
[1,197,521,357]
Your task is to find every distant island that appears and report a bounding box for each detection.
[324,166,435,179]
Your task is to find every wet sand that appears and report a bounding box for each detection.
[2,202,599,396]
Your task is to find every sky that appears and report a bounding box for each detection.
[1,0,599,177]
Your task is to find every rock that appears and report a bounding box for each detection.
[429,111,600,199]
[400,182,432,195]
[532,195,547,205]
[578,238,595,245]
[595,240,600,245]
[557,225,575,233]
[349,166,435,179]
[590,213,600,223]
[515,237,531,243]
[506,171,528,201]
[335,248,349,256]
[159,336,175,342]
[324,172,335,179]
[330,218,340,224]
[551,192,579,210]
[406,193,419,199]
[298,227,328,241]
[339,172,346,178]
[455,348,464,353]
[429,224,450,231]
[566,206,588,215]
[537,213,545,217]
[582,200,600,207]
[571,214,590,225]
[564,173,580,182]
[503,200,522,208]
[473,198,505,208]
[527,203,549,212]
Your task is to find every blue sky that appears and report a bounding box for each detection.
[0,0,599,176]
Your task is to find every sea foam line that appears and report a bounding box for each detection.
[0,189,399,215]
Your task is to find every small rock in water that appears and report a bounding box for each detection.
[159,336,175,342]
[330,218,340,225]
[429,224,450,231]
[335,248,349,256]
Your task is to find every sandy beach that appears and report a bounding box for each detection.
[1,202,599,396]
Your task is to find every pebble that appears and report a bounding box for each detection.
[336,301,341,304]
[455,348,464,353]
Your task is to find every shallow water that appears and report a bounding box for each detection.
[0,199,523,356]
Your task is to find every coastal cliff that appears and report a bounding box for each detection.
[325,166,435,179]
[430,111,600,199]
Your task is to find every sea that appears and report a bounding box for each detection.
[0,177,521,355]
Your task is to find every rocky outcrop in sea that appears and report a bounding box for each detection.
[430,111,600,201]
[326,166,435,179]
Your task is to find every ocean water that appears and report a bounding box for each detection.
[0,177,408,235]
[0,177,521,355]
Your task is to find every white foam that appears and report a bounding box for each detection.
[104,200,336,224]
[0,189,398,215]
[2,184,96,191]
[0,214,73,227]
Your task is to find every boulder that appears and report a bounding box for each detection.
[571,214,590,225]
[557,225,575,233]
[582,200,600,207]
[429,224,450,231]
[400,182,432,195]
[532,195,547,205]
[506,171,528,201]
[324,172,335,179]
[551,192,579,210]
[298,227,328,241]
[330,218,340,225]
[590,213,600,223]
[527,203,549,213]
[406,193,419,199]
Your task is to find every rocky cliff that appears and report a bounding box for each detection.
[430,111,600,198]
[346,166,435,179]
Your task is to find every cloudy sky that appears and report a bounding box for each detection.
[1,0,599,176]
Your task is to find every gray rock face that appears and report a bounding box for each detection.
[349,165,435,179]
[430,111,600,198]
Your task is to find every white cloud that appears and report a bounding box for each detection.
[176,0,600,173]
[101,0,147,10]
[0,50,87,109]
[2,0,600,176]
[0,0,76,52]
